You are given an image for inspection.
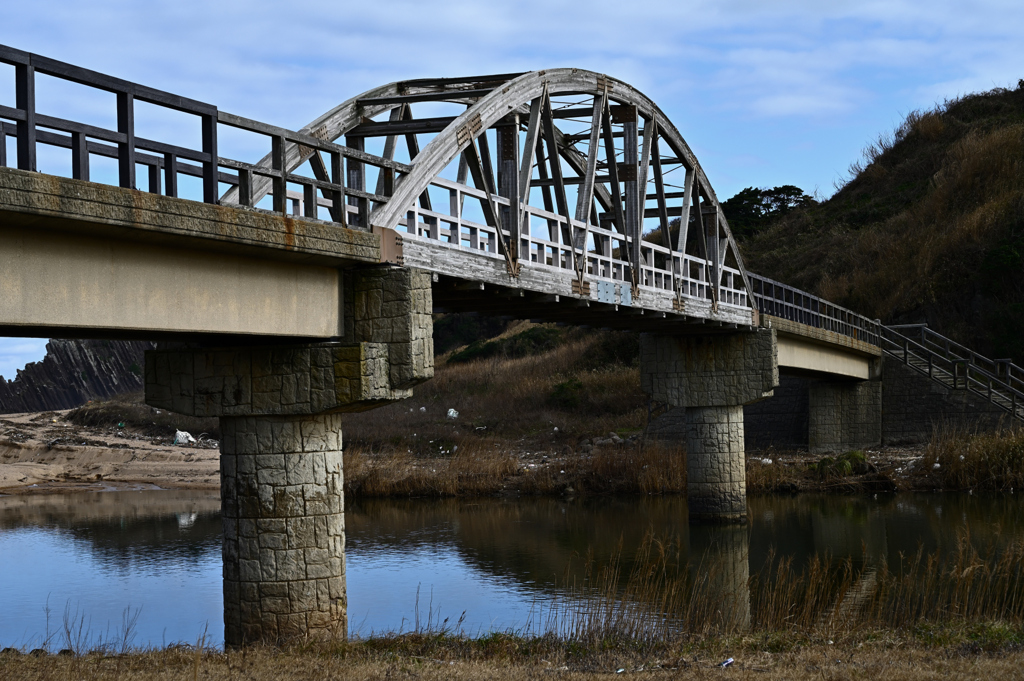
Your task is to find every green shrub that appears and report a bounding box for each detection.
[548,377,583,409]
[810,450,869,479]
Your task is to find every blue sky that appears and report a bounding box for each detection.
[1,0,1022,379]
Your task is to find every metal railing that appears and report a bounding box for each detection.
[401,176,750,311]
[0,44,400,231]
[747,273,882,346]
[882,324,1024,420]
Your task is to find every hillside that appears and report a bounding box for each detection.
[740,82,1024,362]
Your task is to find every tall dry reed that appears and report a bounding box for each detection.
[924,423,1024,490]
[343,440,687,498]
[547,528,1024,644]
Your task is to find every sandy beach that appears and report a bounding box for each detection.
[0,410,219,495]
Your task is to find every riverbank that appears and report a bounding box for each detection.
[4,389,1022,498]
[0,409,219,494]
[0,404,919,497]
[0,402,991,498]
[3,626,1024,680]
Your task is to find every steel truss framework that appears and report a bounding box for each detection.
[228,69,758,328]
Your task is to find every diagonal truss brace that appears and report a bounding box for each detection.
[463,133,520,277]
[571,86,608,284]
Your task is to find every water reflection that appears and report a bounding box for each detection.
[0,491,222,650]
[689,525,750,631]
[3,490,1024,648]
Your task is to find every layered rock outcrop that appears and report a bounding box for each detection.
[0,339,154,414]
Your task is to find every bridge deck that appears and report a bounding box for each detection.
[0,167,379,340]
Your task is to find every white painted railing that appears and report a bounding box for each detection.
[398,176,749,310]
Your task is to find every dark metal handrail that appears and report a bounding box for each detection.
[881,325,1023,420]
[747,273,882,347]
[0,43,404,231]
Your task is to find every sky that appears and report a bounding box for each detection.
[1,0,1022,378]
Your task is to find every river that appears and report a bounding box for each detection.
[1,490,1020,649]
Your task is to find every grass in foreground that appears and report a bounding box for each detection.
[4,631,1024,680]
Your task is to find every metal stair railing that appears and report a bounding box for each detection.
[881,324,1024,421]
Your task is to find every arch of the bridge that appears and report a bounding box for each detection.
[222,69,752,303]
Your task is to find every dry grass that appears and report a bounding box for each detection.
[745,454,803,494]
[7,637,1024,680]
[340,333,646,451]
[343,440,687,498]
[65,392,220,440]
[814,123,1024,325]
[541,528,1024,645]
[923,423,1024,490]
[743,86,1024,359]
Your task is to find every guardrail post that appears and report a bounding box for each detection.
[164,153,178,198]
[237,167,252,207]
[71,131,89,181]
[303,183,316,219]
[346,135,367,228]
[14,62,36,172]
[116,91,136,190]
[330,150,346,227]
[147,163,161,194]
[271,135,286,214]
[202,112,218,204]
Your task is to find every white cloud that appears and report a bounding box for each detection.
[2,0,1024,197]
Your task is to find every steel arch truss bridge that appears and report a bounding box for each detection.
[0,44,879,339]
[276,69,756,329]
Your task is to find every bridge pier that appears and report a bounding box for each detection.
[145,266,433,646]
[220,413,346,644]
[641,329,778,523]
[684,405,747,520]
[808,378,882,453]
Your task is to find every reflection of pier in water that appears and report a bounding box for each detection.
[6,490,1024,641]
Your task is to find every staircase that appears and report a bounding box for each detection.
[881,324,1024,421]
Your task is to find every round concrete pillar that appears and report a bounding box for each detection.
[219,413,346,646]
[685,405,747,523]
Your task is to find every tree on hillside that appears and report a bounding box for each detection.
[722,185,816,240]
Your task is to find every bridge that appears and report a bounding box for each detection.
[1,44,1021,645]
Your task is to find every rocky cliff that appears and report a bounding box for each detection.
[0,339,154,414]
